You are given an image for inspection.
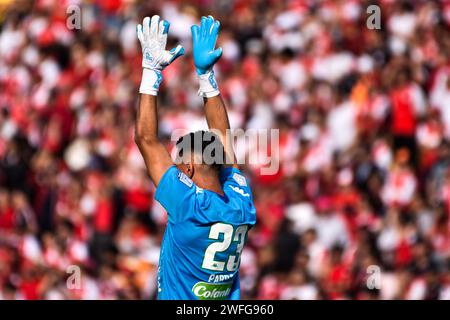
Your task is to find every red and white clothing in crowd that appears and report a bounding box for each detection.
[279,128,300,177]
[381,166,417,206]
[430,66,450,139]
[405,276,428,300]
[416,118,443,170]
[357,93,390,125]
[320,254,352,300]
[300,132,333,173]
[327,100,357,152]
[315,212,349,249]
[390,83,426,137]
[257,275,282,300]
[416,119,443,150]
[43,245,70,271]
[372,139,393,171]
[279,282,319,300]
[441,181,450,217]
[431,226,450,261]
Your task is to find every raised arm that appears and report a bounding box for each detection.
[134,16,184,186]
[191,16,238,168]
[203,95,237,168]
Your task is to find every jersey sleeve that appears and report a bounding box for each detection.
[219,167,253,199]
[154,165,195,223]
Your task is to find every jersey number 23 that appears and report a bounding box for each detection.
[202,223,248,272]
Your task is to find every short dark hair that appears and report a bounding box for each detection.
[175,130,225,172]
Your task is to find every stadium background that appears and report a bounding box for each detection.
[0,0,450,300]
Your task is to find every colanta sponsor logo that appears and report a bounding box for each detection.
[192,281,232,300]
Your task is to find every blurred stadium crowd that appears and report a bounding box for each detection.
[1,0,450,300]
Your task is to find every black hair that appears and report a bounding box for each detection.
[175,130,225,172]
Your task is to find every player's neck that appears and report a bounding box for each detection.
[193,173,224,196]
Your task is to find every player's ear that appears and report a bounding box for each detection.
[186,162,194,179]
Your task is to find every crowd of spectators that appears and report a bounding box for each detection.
[0,0,450,299]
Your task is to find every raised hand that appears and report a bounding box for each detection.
[137,15,184,71]
[191,15,222,75]
[137,15,184,95]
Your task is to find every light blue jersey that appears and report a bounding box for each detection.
[154,165,256,300]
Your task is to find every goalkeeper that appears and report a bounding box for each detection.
[134,15,256,300]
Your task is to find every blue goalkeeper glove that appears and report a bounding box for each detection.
[137,15,185,95]
[191,15,222,97]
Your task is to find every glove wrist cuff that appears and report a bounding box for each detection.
[198,70,220,98]
[139,68,162,96]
